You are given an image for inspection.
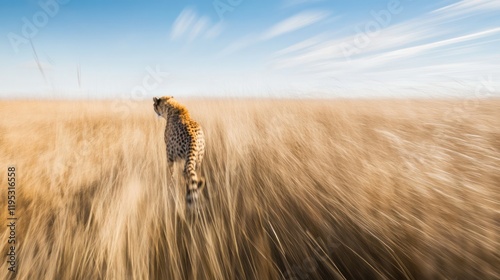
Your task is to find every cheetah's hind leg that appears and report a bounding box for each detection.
[167,161,179,188]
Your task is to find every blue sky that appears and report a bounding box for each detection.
[1,0,499,98]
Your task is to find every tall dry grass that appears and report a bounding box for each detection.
[0,99,499,279]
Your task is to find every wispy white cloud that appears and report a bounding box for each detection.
[170,8,197,40]
[170,7,223,41]
[272,0,500,71]
[221,10,330,55]
[188,16,210,41]
[267,0,500,96]
[359,27,500,68]
[433,0,500,16]
[220,36,256,56]
[275,1,500,63]
[273,34,327,56]
[261,11,329,40]
[273,28,500,77]
[205,22,224,39]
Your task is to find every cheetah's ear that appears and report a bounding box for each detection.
[153,97,158,103]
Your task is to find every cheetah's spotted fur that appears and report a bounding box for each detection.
[153,96,206,206]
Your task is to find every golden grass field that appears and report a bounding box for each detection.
[0,99,499,279]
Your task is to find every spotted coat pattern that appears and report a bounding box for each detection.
[153,96,205,204]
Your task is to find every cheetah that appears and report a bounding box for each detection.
[153,96,206,206]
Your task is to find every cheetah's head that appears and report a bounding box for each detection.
[153,96,174,118]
